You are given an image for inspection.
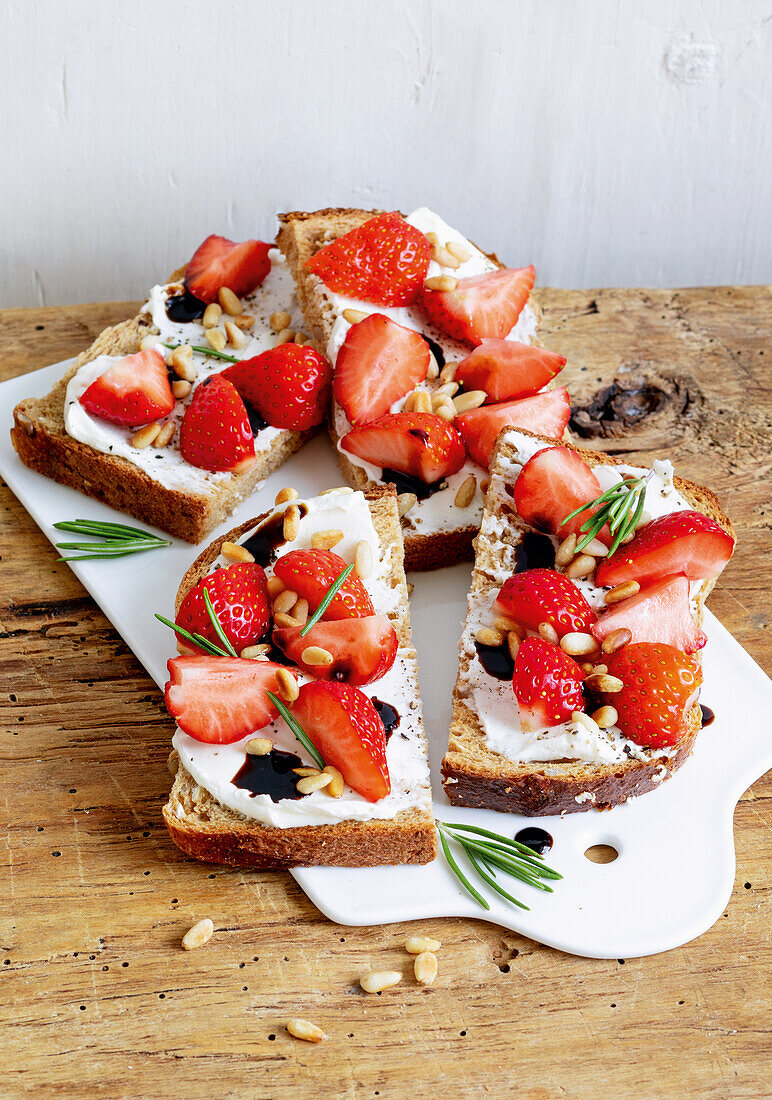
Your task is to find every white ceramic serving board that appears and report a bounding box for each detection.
[3,360,771,959]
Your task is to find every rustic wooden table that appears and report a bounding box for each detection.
[2,288,770,1099]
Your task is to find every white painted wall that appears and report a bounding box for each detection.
[2,0,770,308]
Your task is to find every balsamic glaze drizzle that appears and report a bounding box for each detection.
[515,827,553,855]
[232,748,304,802]
[165,288,207,323]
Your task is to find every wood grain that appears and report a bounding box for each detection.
[1,290,770,1099]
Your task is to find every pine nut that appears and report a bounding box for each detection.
[412,390,433,413]
[494,615,524,636]
[267,576,285,598]
[276,667,299,703]
[565,554,596,579]
[538,622,559,645]
[274,327,295,346]
[354,540,373,579]
[620,531,635,544]
[453,390,487,414]
[426,356,440,379]
[581,662,595,674]
[296,771,333,794]
[234,313,255,330]
[294,331,308,344]
[398,493,417,516]
[555,533,577,568]
[301,646,334,667]
[140,334,161,351]
[131,422,161,449]
[293,598,309,626]
[360,970,402,994]
[414,951,438,985]
[293,767,320,777]
[172,379,192,399]
[432,245,460,269]
[435,404,456,422]
[221,541,255,563]
[274,612,301,629]
[275,486,299,505]
[424,231,439,246]
[402,391,416,413]
[585,672,624,694]
[283,504,300,541]
[323,766,345,798]
[206,328,227,352]
[424,275,457,292]
[218,286,243,315]
[572,711,601,736]
[439,363,457,383]
[476,626,504,647]
[182,918,213,951]
[601,627,632,655]
[435,381,459,398]
[155,421,175,448]
[560,631,599,657]
[202,302,222,328]
[343,308,368,324]
[245,737,273,756]
[507,631,521,660]
[446,240,472,263]
[224,320,246,349]
[240,644,270,659]
[286,1018,325,1043]
[270,310,291,332]
[592,663,609,675]
[433,395,456,418]
[274,589,298,615]
[454,474,477,508]
[604,580,640,605]
[171,342,192,363]
[592,705,618,728]
[174,359,197,382]
[583,537,609,557]
[311,529,344,550]
[405,935,442,954]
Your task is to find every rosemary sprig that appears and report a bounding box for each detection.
[560,472,652,557]
[53,518,169,561]
[267,691,325,770]
[154,614,229,657]
[203,589,238,657]
[300,564,355,637]
[162,341,239,364]
[437,821,561,912]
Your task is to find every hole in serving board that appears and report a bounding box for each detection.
[584,844,619,864]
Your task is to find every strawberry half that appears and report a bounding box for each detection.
[340,411,466,484]
[455,389,571,470]
[512,637,585,732]
[176,563,271,655]
[179,375,255,472]
[292,681,390,801]
[185,235,272,303]
[273,615,397,685]
[273,549,374,619]
[604,642,702,748]
[455,340,566,402]
[513,446,610,541]
[592,574,706,654]
[418,265,535,346]
[305,212,430,306]
[79,349,174,426]
[221,344,332,430]
[165,656,288,744]
[596,510,735,588]
[333,313,430,425]
[495,568,597,637]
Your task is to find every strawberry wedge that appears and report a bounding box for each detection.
[596,510,735,587]
[79,349,174,426]
[273,615,398,685]
[334,314,430,424]
[513,446,610,541]
[185,235,272,302]
[455,340,566,402]
[419,265,535,346]
[455,389,571,469]
[593,575,706,654]
[341,411,466,483]
[165,657,289,744]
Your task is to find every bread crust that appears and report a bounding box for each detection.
[163,486,437,867]
[441,428,733,816]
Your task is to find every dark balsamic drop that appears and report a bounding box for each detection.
[515,827,553,855]
[382,468,446,502]
[700,704,715,728]
[232,748,304,802]
[514,532,556,573]
[423,335,445,369]
[475,641,515,681]
[245,403,269,435]
[240,506,308,568]
[372,698,400,740]
[165,288,207,323]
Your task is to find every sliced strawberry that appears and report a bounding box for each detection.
[176,563,271,655]
[596,510,735,588]
[418,265,535,346]
[340,411,466,484]
[165,656,287,744]
[221,344,332,430]
[273,549,374,620]
[513,445,610,542]
[512,637,585,732]
[185,235,272,303]
[495,568,597,637]
[604,643,702,748]
[592,575,706,654]
[305,212,430,306]
[79,349,174,426]
[455,389,571,470]
[179,375,255,472]
[273,615,397,685]
[292,681,390,801]
[455,340,566,402]
[333,314,430,424]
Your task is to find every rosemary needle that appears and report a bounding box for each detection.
[203,589,238,657]
[267,691,325,770]
[54,518,169,561]
[162,341,239,364]
[300,564,355,637]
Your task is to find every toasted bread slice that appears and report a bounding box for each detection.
[163,486,436,867]
[442,428,734,815]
